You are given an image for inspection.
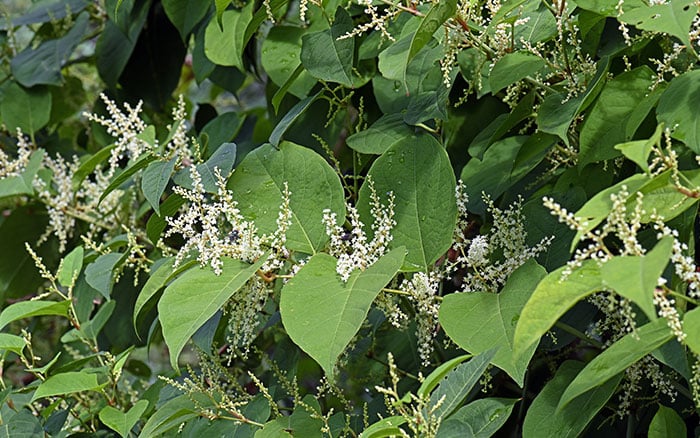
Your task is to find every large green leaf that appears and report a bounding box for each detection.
[0,82,51,133]
[10,12,89,87]
[0,409,43,438]
[360,134,457,271]
[657,70,700,153]
[416,354,472,400]
[0,149,44,199]
[162,0,210,39]
[141,157,177,215]
[159,256,266,370]
[346,114,415,155]
[440,260,546,386]
[133,259,197,329]
[139,395,200,438]
[99,153,157,203]
[301,8,354,87]
[648,405,687,438]
[229,141,345,254]
[0,334,28,355]
[513,260,603,358]
[359,416,407,438]
[57,246,84,288]
[578,66,655,167]
[522,361,621,438]
[429,350,498,420]
[172,142,237,193]
[204,3,254,69]
[0,300,71,331]
[261,27,317,99]
[600,237,672,320]
[489,52,545,93]
[682,307,700,355]
[31,371,106,402]
[620,0,697,47]
[558,318,672,409]
[269,92,321,146]
[85,252,126,298]
[99,400,149,438]
[436,398,518,438]
[280,248,405,378]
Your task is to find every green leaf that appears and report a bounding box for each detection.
[99,153,157,204]
[0,82,51,133]
[657,70,700,153]
[99,400,149,438]
[57,246,84,288]
[558,318,672,410]
[416,354,472,400]
[280,248,405,378]
[683,307,700,355]
[10,12,89,87]
[436,398,518,438]
[133,259,197,329]
[141,158,177,215]
[429,350,499,420]
[360,134,457,271]
[522,361,621,438]
[578,66,655,167]
[229,142,346,254]
[648,405,687,438]
[513,260,603,358]
[409,0,456,62]
[0,300,71,331]
[301,8,354,87]
[359,416,407,438]
[139,395,200,438]
[269,91,321,147]
[440,260,546,385]
[536,58,608,144]
[159,256,266,370]
[0,149,44,199]
[85,253,126,298]
[489,52,545,93]
[162,0,210,39]
[146,193,185,243]
[346,114,414,155]
[172,143,237,193]
[620,0,697,47]
[0,334,27,355]
[0,409,43,438]
[615,123,664,172]
[262,27,317,100]
[600,237,672,320]
[31,371,105,402]
[6,0,89,26]
[71,145,117,191]
[204,3,254,69]
[570,173,649,250]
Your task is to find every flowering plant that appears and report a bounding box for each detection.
[0,0,699,436]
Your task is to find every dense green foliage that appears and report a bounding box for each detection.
[0,0,699,436]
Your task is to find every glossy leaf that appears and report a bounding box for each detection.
[440,260,546,385]
[280,249,405,378]
[301,8,354,87]
[99,400,149,438]
[0,82,51,133]
[648,405,687,438]
[657,70,700,153]
[600,237,672,320]
[489,52,545,92]
[429,350,498,420]
[360,416,407,438]
[31,371,105,401]
[141,157,177,215]
[408,0,457,64]
[578,66,655,167]
[133,259,197,329]
[683,307,700,355]
[57,246,84,288]
[416,354,472,400]
[360,134,457,271]
[139,395,200,438]
[522,361,621,438]
[346,114,414,155]
[615,123,664,173]
[558,318,672,409]
[159,256,266,370]
[269,92,322,146]
[204,3,254,69]
[85,253,126,298]
[229,141,345,254]
[0,334,27,355]
[513,260,603,358]
[620,0,697,47]
[162,0,210,39]
[0,301,71,331]
[10,12,89,87]
[262,27,317,100]
[436,398,518,438]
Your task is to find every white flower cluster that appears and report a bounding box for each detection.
[0,129,32,179]
[654,219,700,300]
[164,168,291,276]
[451,188,552,293]
[401,271,441,366]
[616,355,677,419]
[322,179,395,282]
[337,0,399,42]
[653,286,685,343]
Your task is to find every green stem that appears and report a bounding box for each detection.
[554,321,603,349]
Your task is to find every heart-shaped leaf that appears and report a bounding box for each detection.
[99,400,149,438]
